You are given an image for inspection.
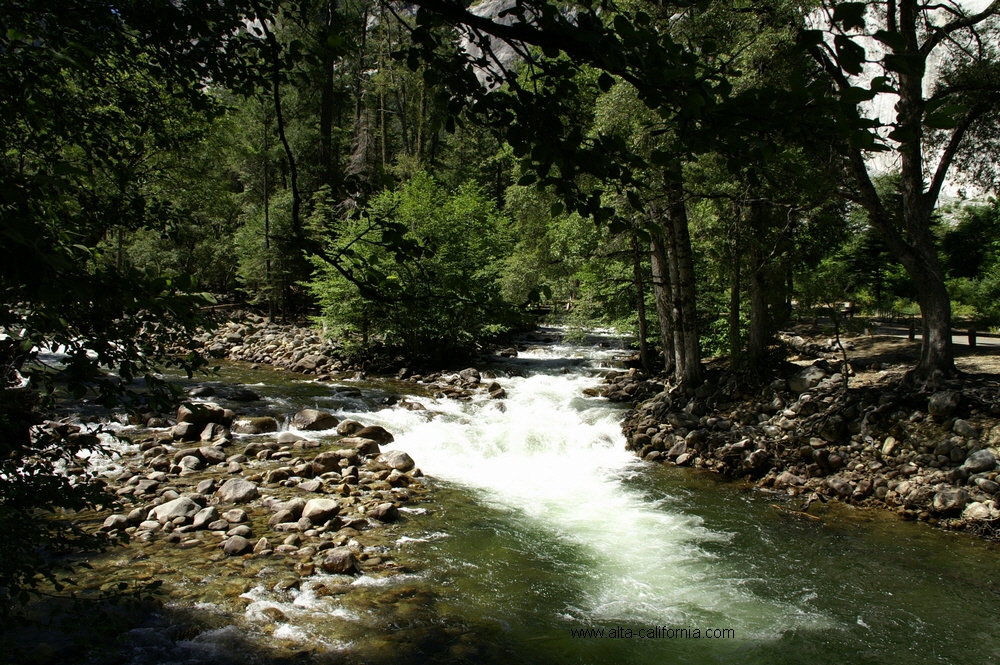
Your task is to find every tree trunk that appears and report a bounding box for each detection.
[729,245,741,359]
[649,229,676,378]
[747,249,768,367]
[630,231,651,374]
[664,167,701,385]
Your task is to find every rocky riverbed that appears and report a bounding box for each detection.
[611,334,1000,538]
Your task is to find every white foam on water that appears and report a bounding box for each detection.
[335,342,830,636]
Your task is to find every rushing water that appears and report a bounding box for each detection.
[22,331,1000,664]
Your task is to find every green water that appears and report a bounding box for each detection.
[25,339,1000,664]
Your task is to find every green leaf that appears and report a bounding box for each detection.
[550,201,564,216]
[834,35,866,76]
[597,72,615,92]
[517,173,537,187]
[887,126,918,143]
[832,3,866,30]
[872,30,906,52]
[540,284,552,300]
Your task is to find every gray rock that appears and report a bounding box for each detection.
[217,478,259,504]
[192,506,219,529]
[354,425,394,445]
[298,479,322,492]
[774,471,806,488]
[367,502,399,522]
[974,478,1000,494]
[232,417,279,434]
[377,450,415,472]
[302,498,340,523]
[932,488,970,514]
[171,422,201,442]
[253,537,271,554]
[102,514,129,531]
[928,391,960,417]
[789,365,826,393]
[177,402,227,426]
[336,419,364,436]
[222,535,252,556]
[207,519,229,531]
[199,446,227,465]
[179,455,203,471]
[277,431,306,444]
[223,508,248,523]
[196,479,216,494]
[963,450,997,474]
[227,525,252,537]
[228,388,259,402]
[459,368,481,384]
[666,440,687,459]
[268,510,296,527]
[319,547,357,574]
[338,437,380,456]
[292,409,339,431]
[962,502,993,521]
[824,477,852,499]
[881,437,899,456]
[953,419,978,438]
[150,497,199,524]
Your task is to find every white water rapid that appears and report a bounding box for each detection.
[340,341,828,637]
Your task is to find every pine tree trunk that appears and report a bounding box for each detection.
[665,167,701,385]
[631,231,651,374]
[649,230,676,377]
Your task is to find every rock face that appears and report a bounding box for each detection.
[928,391,960,417]
[217,478,259,503]
[377,450,415,472]
[292,409,339,431]
[789,366,826,393]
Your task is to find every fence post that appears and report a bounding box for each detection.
[908,318,915,341]
[969,328,977,348]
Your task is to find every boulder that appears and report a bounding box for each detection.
[232,417,279,435]
[962,502,993,521]
[367,502,399,522]
[336,419,364,436]
[319,547,357,574]
[102,514,129,531]
[228,388,260,402]
[301,498,340,523]
[788,365,826,393]
[277,431,306,444]
[928,391,960,417]
[200,423,230,442]
[338,437,381,456]
[952,419,978,438]
[354,425,394,445]
[217,478,259,504]
[311,451,342,475]
[171,422,201,442]
[222,535,252,556]
[177,402,228,426]
[292,409,339,431]
[459,368,481,384]
[192,506,220,529]
[377,450,415,472]
[932,488,970,514]
[150,497,199,524]
[963,450,997,474]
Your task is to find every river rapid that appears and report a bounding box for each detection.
[27,331,1000,664]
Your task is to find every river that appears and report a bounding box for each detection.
[27,330,1000,664]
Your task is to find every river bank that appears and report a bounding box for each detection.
[9,328,1000,664]
[614,329,1000,539]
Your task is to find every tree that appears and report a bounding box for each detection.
[803,0,1000,382]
